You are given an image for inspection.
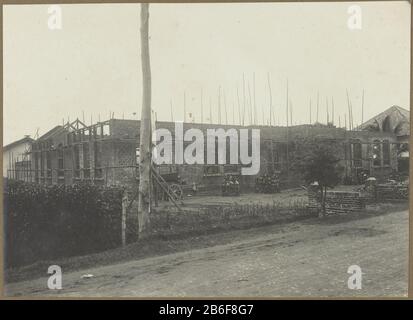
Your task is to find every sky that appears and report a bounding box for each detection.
[3,1,411,145]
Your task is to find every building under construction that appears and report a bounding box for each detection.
[7,105,409,194]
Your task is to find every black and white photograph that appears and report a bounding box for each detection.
[1,1,411,298]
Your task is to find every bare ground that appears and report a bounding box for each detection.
[5,204,408,298]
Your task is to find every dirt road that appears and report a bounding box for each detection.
[5,209,408,297]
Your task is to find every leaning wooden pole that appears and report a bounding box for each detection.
[138,3,151,238]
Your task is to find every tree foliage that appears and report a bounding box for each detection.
[291,138,343,216]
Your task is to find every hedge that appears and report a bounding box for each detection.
[3,179,124,268]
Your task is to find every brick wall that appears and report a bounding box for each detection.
[308,189,365,215]
[375,184,408,201]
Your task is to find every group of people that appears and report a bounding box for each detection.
[221,174,240,196]
[255,173,280,194]
[221,172,281,196]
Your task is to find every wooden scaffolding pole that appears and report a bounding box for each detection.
[267,72,273,126]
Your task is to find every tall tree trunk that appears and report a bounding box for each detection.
[138,3,151,238]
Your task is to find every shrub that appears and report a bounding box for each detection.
[3,180,124,268]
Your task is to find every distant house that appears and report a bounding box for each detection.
[358,105,410,173]
[358,105,410,139]
[3,135,34,178]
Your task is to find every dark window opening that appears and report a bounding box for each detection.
[46,152,52,178]
[74,145,80,178]
[383,140,390,166]
[353,141,362,167]
[83,143,90,179]
[57,145,64,178]
[94,142,103,179]
[372,140,381,166]
[40,152,45,178]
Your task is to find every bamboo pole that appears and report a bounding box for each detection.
[272,110,276,127]
[242,73,246,126]
[236,86,241,125]
[361,89,365,124]
[346,89,352,131]
[232,100,235,125]
[286,81,289,127]
[267,72,273,126]
[170,100,174,122]
[253,72,257,125]
[218,86,221,125]
[331,97,335,125]
[200,89,203,123]
[309,99,312,124]
[183,91,186,122]
[248,82,253,125]
[289,98,293,126]
[224,88,228,125]
[209,97,213,124]
[262,108,265,126]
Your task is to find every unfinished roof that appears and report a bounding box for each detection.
[37,125,64,141]
[358,105,410,136]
